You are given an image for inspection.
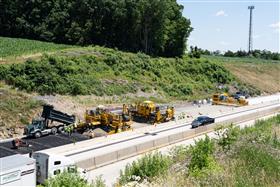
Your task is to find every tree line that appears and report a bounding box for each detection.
[224,49,280,60]
[188,46,280,61]
[0,0,192,57]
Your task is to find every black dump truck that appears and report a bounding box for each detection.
[24,105,76,138]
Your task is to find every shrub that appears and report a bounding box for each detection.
[44,170,105,187]
[0,47,236,98]
[44,170,91,187]
[215,124,240,151]
[119,152,171,184]
[91,176,106,187]
[188,136,217,176]
[170,145,190,163]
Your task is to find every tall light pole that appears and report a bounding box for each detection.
[248,6,254,54]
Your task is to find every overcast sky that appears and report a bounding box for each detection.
[177,0,280,52]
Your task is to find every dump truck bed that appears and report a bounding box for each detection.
[41,105,76,125]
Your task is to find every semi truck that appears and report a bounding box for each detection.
[0,154,36,187]
[24,105,76,138]
[32,152,77,184]
[32,150,89,184]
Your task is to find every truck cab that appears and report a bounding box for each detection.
[24,105,76,138]
[33,152,77,184]
[24,119,54,138]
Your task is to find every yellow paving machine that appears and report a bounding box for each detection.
[125,100,175,124]
[212,93,248,107]
[76,105,132,135]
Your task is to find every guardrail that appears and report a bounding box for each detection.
[75,104,280,170]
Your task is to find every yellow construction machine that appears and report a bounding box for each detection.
[76,105,132,135]
[212,93,248,106]
[84,105,106,126]
[125,101,175,124]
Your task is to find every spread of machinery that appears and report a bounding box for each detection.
[0,92,251,186]
[23,100,175,139]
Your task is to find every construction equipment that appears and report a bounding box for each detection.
[126,101,175,124]
[76,106,132,135]
[12,138,30,149]
[84,105,106,126]
[24,105,76,138]
[212,93,248,107]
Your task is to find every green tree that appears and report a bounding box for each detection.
[0,0,192,57]
[189,46,201,58]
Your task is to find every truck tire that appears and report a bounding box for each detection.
[51,127,58,135]
[58,126,64,133]
[34,132,42,138]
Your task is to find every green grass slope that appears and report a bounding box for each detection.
[1,37,271,100]
[0,37,73,58]
[0,46,240,100]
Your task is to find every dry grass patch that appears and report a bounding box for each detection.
[224,62,280,93]
[0,84,42,138]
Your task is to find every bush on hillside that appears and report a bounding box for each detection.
[119,152,171,184]
[44,170,105,187]
[0,48,235,98]
[188,136,218,176]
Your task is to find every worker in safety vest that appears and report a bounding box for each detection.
[65,125,74,136]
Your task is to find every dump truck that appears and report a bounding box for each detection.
[126,101,175,124]
[212,93,248,107]
[76,106,132,135]
[24,105,76,138]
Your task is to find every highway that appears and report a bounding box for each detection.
[87,113,279,186]
[34,98,280,179]
[64,102,279,158]
[67,102,280,167]
[1,94,278,159]
[0,93,279,186]
[38,99,280,158]
[0,94,280,158]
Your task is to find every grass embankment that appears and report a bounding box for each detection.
[118,115,280,186]
[0,84,42,138]
[0,46,242,100]
[0,37,73,64]
[204,55,280,93]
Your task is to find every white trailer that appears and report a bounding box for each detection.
[32,152,78,184]
[0,154,36,187]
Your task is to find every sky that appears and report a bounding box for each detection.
[177,0,280,52]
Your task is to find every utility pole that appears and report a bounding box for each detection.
[248,6,255,54]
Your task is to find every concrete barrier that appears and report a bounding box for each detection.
[94,151,118,168]
[117,146,137,160]
[168,132,183,144]
[77,157,96,170]
[183,130,195,138]
[219,105,280,125]
[153,137,169,148]
[136,141,155,154]
[75,104,280,170]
